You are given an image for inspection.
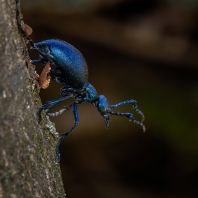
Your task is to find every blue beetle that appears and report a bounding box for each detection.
[20,32,146,161]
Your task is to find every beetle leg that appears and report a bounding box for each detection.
[110,99,145,122]
[47,103,73,117]
[55,102,79,161]
[60,87,74,96]
[37,94,73,122]
[109,111,146,132]
[60,87,86,96]
[31,59,43,64]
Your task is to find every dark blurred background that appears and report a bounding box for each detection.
[21,0,198,197]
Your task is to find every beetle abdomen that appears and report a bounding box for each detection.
[34,39,88,88]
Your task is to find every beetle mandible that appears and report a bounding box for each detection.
[19,26,146,162]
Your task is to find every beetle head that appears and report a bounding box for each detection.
[95,95,111,128]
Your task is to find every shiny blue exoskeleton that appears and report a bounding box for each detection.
[20,31,146,162]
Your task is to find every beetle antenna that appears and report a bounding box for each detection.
[132,104,145,122]
[109,99,145,122]
[109,111,146,132]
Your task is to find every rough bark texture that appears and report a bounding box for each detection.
[0,0,66,197]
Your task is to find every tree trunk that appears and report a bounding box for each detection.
[0,0,66,197]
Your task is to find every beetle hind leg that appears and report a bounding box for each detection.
[37,94,73,122]
[47,103,73,117]
[31,59,43,64]
[55,102,79,162]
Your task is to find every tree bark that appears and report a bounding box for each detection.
[0,0,66,197]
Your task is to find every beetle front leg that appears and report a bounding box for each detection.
[55,102,79,161]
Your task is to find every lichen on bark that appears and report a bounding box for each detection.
[0,0,66,197]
